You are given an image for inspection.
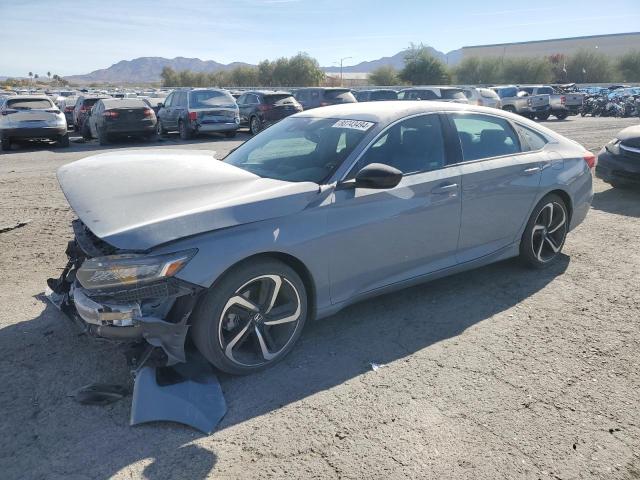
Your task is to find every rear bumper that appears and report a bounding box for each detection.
[196,122,238,133]
[523,105,551,114]
[2,126,66,139]
[103,123,156,135]
[596,148,640,186]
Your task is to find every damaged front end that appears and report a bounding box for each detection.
[47,219,203,366]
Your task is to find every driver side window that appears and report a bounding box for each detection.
[349,114,446,177]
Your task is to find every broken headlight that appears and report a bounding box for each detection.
[76,250,196,290]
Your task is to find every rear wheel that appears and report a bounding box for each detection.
[520,194,568,268]
[179,120,192,140]
[56,133,70,148]
[536,113,550,121]
[82,121,92,141]
[98,128,109,146]
[191,259,308,375]
[156,120,166,137]
[224,130,237,138]
[555,112,569,120]
[249,116,261,135]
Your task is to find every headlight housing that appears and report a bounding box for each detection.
[76,249,196,290]
[605,139,621,155]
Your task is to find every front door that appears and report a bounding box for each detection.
[328,114,462,304]
[447,112,542,263]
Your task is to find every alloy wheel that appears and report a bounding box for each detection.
[531,201,567,263]
[218,274,302,367]
[250,117,260,135]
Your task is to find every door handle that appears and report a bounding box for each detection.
[522,166,541,175]
[431,182,458,194]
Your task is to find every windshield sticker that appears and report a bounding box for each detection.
[332,119,374,131]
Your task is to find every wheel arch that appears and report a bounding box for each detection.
[544,188,573,224]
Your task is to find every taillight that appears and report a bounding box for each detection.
[560,96,566,105]
[103,110,119,118]
[81,106,90,111]
[188,111,197,121]
[46,109,60,114]
[64,106,74,112]
[583,152,597,170]
[143,108,153,117]
[1,109,18,115]
[320,102,330,107]
[257,104,272,112]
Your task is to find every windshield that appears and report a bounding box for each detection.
[494,87,518,98]
[441,89,466,100]
[225,116,374,183]
[189,90,236,108]
[6,98,53,109]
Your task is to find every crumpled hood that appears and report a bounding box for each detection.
[617,126,640,147]
[57,150,319,250]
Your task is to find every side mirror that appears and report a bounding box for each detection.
[340,163,403,190]
[158,102,164,108]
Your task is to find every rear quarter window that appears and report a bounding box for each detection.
[516,124,548,151]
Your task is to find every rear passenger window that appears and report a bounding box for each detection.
[351,115,446,176]
[516,124,548,151]
[451,114,521,161]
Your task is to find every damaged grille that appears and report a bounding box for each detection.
[86,279,189,303]
[72,219,117,257]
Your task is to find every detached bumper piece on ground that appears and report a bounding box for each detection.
[46,226,227,434]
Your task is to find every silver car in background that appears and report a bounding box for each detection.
[1,95,69,151]
[461,87,502,108]
[50,101,593,375]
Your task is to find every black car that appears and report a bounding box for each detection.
[82,98,157,145]
[597,125,640,188]
[73,95,110,132]
[236,90,302,135]
[293,88,357,110]
[354,89,398,102]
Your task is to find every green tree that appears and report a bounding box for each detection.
[160,66,179,87]
[400,44,450,85]
[618,50,640,82]
[230,66,260,87]
[368,65,399,85]
[566,50,611,83]
[258,60,275,86]
[499,57,551,84]
[454,57,503,84]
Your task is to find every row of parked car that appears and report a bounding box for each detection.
[0,83,584,150]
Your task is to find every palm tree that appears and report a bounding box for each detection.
[28,71,33,86]
[47,71,51,82]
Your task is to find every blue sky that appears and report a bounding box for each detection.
[0,0,639,76]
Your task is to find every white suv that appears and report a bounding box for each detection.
[1,95,69,151]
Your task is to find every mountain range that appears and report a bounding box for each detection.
[63,47,462,84]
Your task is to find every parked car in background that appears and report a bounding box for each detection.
[596,125,640,188]
[51,102,593,375]
[354,89,398,102]
[81,98,157,145]
[156,88,239,139]
[56,96,78,127]
[293,87,357,110]
[491,86,550,119]
[461,87,502,108]
[236,90,303,135]
[73,95,110,131]
[519,85,583,120]
[0,95,68,150]
[143,97,166,115]
[397,87,468,103]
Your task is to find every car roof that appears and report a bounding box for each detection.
[5,95,52,100]
[101,98,147,108]
[245,90,293,96]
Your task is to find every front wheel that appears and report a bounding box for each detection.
[520,194,568,268]
[156,120,166,137]
[191,259,308,375]
[555,112,569,120]
[536,113,550,121]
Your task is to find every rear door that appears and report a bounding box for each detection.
[328,114,462,303]
[447,112,542,263]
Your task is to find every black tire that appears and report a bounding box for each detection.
[98,128,109,146]
[555,112,569,120]
[82,121,92,141]
[179,120,192,140]
[536,113,550,121]
[156,120,166,137]
[502,106,516,114]
[520,194,568,269]
[1,136,11,151]
[56,133,70,148]
[249,116,261,135]
[191,258,308,375]
[224,130,237,138]
[145,131,158,142]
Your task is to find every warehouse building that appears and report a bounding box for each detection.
[462,32,640,60]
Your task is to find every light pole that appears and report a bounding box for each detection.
[338,56,352,87]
